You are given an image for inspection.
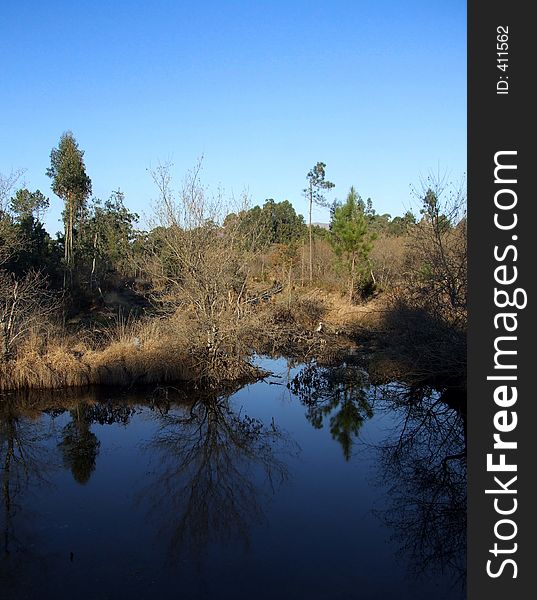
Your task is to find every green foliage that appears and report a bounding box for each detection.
[9,188,49,221]
[304,162,335,209]
[420,189,452,233]
[330,187,376,302]
[46,131,92,272]
[225,198,306,250]
[261,199,306,244]
[83,190,139,286]
[46,132,92,205]
[58,406,101,484]
[387,210,416,236]
[0,187,61,282]
[290,363,373,460]
[330,187,374,258]
[7,216,60,278]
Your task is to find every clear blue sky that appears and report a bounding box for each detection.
[1,0,466,234]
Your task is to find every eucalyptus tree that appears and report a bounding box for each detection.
[303,162,334,282]
[46,132,92,284]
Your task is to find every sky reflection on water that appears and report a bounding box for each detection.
[0,357,465,600]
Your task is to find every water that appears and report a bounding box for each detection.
[0,357,466,600]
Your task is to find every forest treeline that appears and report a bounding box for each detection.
[0,132,467,391]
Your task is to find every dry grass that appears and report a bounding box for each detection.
[0,319,191,391]
[0,280,465,394]
[0,313,261,392]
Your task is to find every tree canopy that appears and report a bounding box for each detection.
[46,131,92,273]
[330,187,376,302]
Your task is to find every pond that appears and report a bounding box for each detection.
[0,357,466,600]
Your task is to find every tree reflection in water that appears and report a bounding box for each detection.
[289,362,373,460]
[0,399,54,573]
[58,404,101,485]
[57,401,136,485]
[0,370,466,593]
[289,359,466,590]
[141,389,298,561]
[375,383,467,591]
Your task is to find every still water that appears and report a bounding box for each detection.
[1,357,466,600]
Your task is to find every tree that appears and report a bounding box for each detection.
[0,171,25,268]
[330,187,375,303]
[84,190,139,290]
[290,362,373,460]
[46,132,92,283]
[142,160,259,384]
[387,210,416,236]
[407,174,467,326]
[224,199,306,252]
[7,216,56,278]
[4,188,59,280]
[261,199,306,244]
[143,392,291,559]
[0,270,57,361]
[9,189,49,221]
[303,162,334,282]
[58,405,101,485]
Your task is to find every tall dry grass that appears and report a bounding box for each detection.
[0,316,193,391]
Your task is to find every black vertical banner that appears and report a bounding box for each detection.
[468,2,535,598]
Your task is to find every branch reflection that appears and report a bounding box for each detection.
[1,399,56,555]
[375,383,466,589]
[141,389,298,560]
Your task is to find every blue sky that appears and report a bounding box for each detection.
[1,0,466,234]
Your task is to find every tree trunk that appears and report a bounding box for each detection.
[287,261,292,309]
[349,253,356,304]
[90,231,98,292]
[300,241,305,287]
[308,185,313,283]
[64,192,74,289]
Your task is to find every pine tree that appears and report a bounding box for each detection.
[303,162,334,282]
[330,187,375,303]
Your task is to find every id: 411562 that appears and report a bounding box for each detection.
[497,25,509,95]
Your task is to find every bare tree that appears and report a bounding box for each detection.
[0,270,58,361]
[406,173,467,327]
[139,159,264,383]
[0,170,25,267]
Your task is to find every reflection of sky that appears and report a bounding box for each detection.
[1,357,463,600]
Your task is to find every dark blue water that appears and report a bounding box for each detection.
[0,357,465,600]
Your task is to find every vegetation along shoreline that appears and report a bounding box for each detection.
[1,133,466,394]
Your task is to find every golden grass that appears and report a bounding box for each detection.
[0,340,193,392]
[0,317,196,392]
[0,291,384,393]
